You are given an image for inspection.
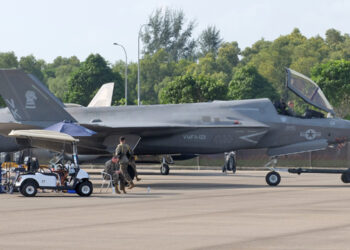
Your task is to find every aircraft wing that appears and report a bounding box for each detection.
[81,118,269,137]
[267,139,328,157]
[80,119,269,153]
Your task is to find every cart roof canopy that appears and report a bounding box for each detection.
[8,129,79,143]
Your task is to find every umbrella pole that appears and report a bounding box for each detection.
[72,141,79,169]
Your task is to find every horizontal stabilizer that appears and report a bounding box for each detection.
[0,69,76,125]
[267,139,328,157]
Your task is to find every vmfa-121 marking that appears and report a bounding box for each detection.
[0,68,350,185]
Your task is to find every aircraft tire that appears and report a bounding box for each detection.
[266,171,281,186]
[228,156,236,174]
[341,172,350,183]
[160,163,169,175]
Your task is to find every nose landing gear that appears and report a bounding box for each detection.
[264,157,282,186]
[265,171,281,186]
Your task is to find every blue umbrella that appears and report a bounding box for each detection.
[45,120,96,137]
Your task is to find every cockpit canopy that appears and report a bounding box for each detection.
[286,68,335,116]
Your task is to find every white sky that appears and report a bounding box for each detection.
[1,0,350,64]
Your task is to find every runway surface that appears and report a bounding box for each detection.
[1,169,350,250]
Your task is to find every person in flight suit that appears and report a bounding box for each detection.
[115,136,135,189]
[103,156,126,194]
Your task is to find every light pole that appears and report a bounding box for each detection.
[113,42,128,106]
[137,23,150,106]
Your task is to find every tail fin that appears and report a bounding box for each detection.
[88,82,114,107]
[0,69,76,125]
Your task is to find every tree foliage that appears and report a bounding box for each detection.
[198,26,223,57]
[19,55,45,82]
[228,65,278,101]
[311,60,350,117]
[46,56,80,101]
[65,54,123,106]
[0,52,18,68]
[159,74,227,104]
[142,8,196,61]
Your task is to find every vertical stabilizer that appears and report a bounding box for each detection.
[88,82,115,107]
[0,69,76,125]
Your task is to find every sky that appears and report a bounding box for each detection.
[1,0,350,64]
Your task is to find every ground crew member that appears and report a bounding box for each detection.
[115,136,135,189]
[103,156,126,194]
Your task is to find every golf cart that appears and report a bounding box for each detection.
[9,129,93,197]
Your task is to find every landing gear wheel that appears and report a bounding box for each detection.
[160,163,169,175]
[228,156,236,174]
[76,181,93,197]
[341,172,350,183]
[20,180,38,197]
[266,171,281,186]
[224,152,236,174]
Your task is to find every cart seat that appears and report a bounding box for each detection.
[40,173,58,177]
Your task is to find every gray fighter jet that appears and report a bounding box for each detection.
[0,68,350,186]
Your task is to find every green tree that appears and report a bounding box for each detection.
[0,51,18,68]
[187,53,217,75]
[311,60,350,117]
[142,8,196,61]
[228,65,278,101]
[159,74,227,104]
[216,42,241,78]
[326,28,345,50]
[45,56,80,100]
[65,54,123,106]
[198,26,223,57]
[19,55,46,82]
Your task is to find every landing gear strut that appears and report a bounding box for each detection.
[264,157,282,186]
[222,151,236,174]
[160,157,169,175]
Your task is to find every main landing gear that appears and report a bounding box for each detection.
[222,151,236,174]
[160,157,170,175]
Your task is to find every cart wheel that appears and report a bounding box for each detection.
[20,180,38,197]
[77,181,93,197]
[265,171,281,186]
[341,172,350,183]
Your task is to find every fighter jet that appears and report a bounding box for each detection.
[1,68,350,186]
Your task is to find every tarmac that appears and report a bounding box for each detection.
[1,169,350,250]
